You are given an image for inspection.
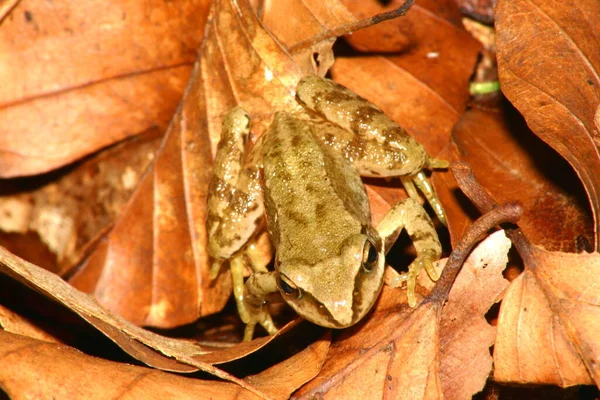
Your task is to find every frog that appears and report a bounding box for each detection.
[207,75,447,341]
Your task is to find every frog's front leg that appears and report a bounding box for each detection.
[296,75,448,225]
[207,107,276,339]
[376,198,442,307]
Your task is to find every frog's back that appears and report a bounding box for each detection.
[262,112,370,265]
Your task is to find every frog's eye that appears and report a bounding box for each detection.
[361,240,378,273]
[278,274,302,299]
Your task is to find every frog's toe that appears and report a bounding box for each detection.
[422,254,440,281]
[384,263,421,307]
[210,259,224,280]
[427,157,449,169]
[242,309,277,341]
[412,171,447,227]
[405,263,420,308]
[405,253,439,307]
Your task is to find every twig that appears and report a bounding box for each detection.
[426,201,522,304]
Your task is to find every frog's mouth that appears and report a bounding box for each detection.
[283,280,384,329]
[281,290,350,329]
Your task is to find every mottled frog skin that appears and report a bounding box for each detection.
[207,76,447,340]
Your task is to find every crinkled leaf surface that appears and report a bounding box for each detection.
[433,105,594,252]
[496,0,600,247]
[494,242,600,387]
[0,0,211,177]
[0,331,264,400]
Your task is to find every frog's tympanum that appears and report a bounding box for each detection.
[207,76,447,340]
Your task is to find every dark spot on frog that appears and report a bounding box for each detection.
[410,228,435,243]
[323,88,356,106]
[324,133,336,144]
[276,169,292,182]
[315,203,327,220]
[587,79,594,86]
[383,125,410,142]
[24,10,33,22]
[347,136,366,160]
[206,213,217,226]
[285,209,309,225]
[305,183,319,193]
[350,105,378,134]
[291,135,302,147]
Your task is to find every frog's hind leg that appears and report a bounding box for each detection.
[207,107,265,277]
[376,198,442,307]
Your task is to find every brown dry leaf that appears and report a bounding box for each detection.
[433,106,594,252]
[450,162,600,388]
[494,242,600,387]
[295,231,511,399]
[0,129,162,276]
[0,0,211,177]
[247,331,331,399]
[495,0,600,247]
[0,331,265,400]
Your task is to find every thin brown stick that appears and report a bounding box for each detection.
[426,202,522,304]
[451,161,498,214]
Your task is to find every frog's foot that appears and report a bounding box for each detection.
[401,166,448,227]
[241,304,278,341]
[230,256,279,340]
[234,280,278,341]
[385,252,440,307]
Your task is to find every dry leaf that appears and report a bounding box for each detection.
[247,331,331,399]
[451,162,600,388]
[433,106,594,252]
[66,0,304,328]
[295,231,511,399]
[494,243,599,387]
[0,331,264,400]
[0,0,211,177]
[0,130,162,275]
[496,0,600,247]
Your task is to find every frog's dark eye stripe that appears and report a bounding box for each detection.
[361,239,378,273]
[278,274,302,299]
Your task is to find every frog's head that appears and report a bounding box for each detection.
[276,233,385,328]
